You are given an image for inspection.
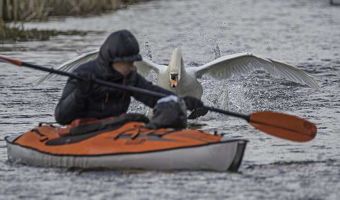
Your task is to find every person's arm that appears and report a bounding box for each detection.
[54,78,88,125]
[132,74,174,108]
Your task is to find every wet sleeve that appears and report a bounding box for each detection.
[132,74,175,108]
[54,78,87,125]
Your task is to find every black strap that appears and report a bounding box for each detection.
[46,113,149,146]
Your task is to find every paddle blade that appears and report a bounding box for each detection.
[249,111,317,142]
[0,55,22,66]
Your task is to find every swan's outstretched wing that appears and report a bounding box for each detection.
[191,53,319,89]
[37,50,166,84]
[36,50,99,84]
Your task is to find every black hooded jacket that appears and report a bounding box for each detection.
[55,30,173,125]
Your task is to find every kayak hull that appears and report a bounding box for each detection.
[6,122,247,172]
[6,138,246,171]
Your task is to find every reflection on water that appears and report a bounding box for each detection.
[0,0,339,199]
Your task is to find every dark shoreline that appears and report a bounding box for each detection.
[0,0,147,42]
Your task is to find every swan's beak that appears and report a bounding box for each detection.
[170,79,177,88]
[170,74,178,88]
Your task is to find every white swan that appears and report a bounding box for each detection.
[39,48,319,99]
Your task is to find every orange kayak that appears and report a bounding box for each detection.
[6,118,247,172]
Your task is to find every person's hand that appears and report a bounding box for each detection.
[183,96,204,111]
[75,72,95,97]
[187,107,208,119]
[183,96,208,119]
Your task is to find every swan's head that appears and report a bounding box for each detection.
[169,48,184,88]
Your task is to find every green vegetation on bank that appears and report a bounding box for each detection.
[0,0,141,21]
[0,19,89,42]
[0,0,145,42]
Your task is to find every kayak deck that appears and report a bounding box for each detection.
[6,122,247,172]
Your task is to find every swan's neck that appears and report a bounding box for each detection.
[168,48,185,88]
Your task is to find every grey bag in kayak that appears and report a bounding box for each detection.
[146,95,187,129]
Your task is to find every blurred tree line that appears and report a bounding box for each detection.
[0,0,136,21]
[0,0,141,41]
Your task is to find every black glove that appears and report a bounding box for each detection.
[75,72,95,98]
[183,96,208,119]
[188,107,209,119]
[183,96,204,111]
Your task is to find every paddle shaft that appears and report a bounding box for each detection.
[23,61,254,119]
[3,56,250,119]
[205,106,250,121]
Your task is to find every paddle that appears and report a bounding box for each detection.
[0,55,317,142]
[206,107,316,142]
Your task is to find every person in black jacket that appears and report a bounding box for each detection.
[55,30,205,125]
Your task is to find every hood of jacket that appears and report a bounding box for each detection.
[96,30,142,80]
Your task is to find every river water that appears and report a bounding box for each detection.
[0,0,339,199]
